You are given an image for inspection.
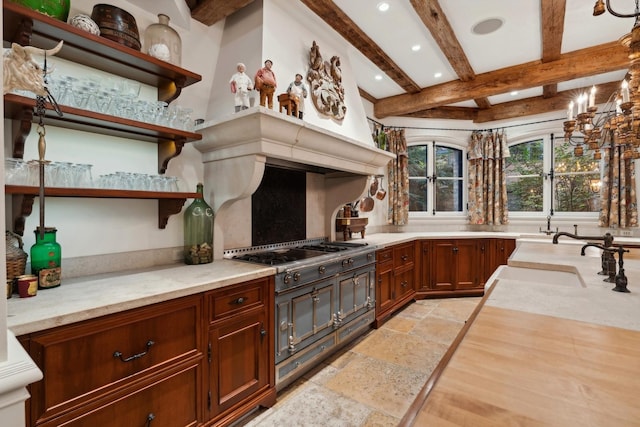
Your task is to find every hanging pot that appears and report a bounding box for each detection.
[360,195,374,212]
[369,176,379,196]
[375,176,387,200]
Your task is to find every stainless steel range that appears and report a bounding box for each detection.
[227,239,376,389]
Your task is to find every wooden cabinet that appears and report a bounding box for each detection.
[24,295,204,426]
[21,277,277,427]
[375,242,417,327]
[483,238,517,283]
[417,238,516,297]
[418,239,485,298]
[205,277,276,425]
[2,1,203,234]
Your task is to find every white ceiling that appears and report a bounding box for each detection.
[334,0,635,105]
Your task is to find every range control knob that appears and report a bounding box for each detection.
[283,273,292,284]
[318,265,326,274]
[293,272,301,281]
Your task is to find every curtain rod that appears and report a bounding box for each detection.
[367,116,566,132]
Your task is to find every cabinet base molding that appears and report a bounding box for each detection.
[416,288,485,299]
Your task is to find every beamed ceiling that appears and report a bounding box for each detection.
[188,0,636,123]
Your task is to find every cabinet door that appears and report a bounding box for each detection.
[430,240,457,291]
[209,310,269,417]
[418,240,430,291]
[376,263,394,316]
[454,239,481,289]
[394,267,414,301]
[40,364,200,427]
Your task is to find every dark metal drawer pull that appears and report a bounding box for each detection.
[146,413,155,426]
[113,340,155,362]
[234,297,246,304]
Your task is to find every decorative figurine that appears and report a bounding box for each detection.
[286,73,308,119]
[229,62,253,112]
[307,41,346,120]
[3,41,64,96]
[254,59,277,109]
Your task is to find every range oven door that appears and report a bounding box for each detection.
[275,276,335,364]
[337,266,375,327]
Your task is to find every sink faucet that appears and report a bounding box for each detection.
[581,243,630,293]
[552,231,614,245]
[553,231,615,278]
[539,216,558,235]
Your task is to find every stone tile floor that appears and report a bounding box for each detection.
[236,297,482,426]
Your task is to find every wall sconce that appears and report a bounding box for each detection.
[590,178,602,193]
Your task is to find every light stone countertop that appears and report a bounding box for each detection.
[7,260,275,336]
[8,231,640,337]
[486,240,640,331]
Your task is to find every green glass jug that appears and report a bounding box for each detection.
[12,0,70,21]
[184,183,214,264]
[30,227,61,289]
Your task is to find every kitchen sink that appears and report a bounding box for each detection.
[494,266,585,288]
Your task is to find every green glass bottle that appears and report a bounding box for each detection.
[184,183,214,264]
[30,227,61,289]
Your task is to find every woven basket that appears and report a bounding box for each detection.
[6,231,27,282]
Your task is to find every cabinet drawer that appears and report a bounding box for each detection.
[208,277,269,323]
[376,248,393,265]
[393,243,415,268]
[29,296,201,421]
[41,364,199,427]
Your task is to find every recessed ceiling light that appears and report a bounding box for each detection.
[472,17,504,35]
[510,91,519,96]
[411,44,421,52]
[377,2,390,12]
[375,75,383,81]
[434,72,442,78]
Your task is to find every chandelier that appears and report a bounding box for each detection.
[563,1,640,160]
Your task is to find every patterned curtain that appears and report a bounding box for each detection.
[467,130,509,225]
[599,131,638,228]
[387,129,409,225]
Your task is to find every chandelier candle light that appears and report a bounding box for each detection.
[564,1,640,160]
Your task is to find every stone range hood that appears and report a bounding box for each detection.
[195,108,395,259]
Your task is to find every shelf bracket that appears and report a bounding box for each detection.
[11,16,33,45]
[158,137,185,174]
[159,75,187,104]
[11,105,33,158]
[11,194,35,236]
[158,198,187,229]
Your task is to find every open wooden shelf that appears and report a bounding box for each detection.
[6,185,202,234]
[2,1,201,102]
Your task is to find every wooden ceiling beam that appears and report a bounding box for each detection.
[299,0,421,93]
[410,0,490,109]
[374,42,629,118]
[402,106,478,121]
[541,0,566,99]
[475,81,621,123]
[191,0,255,26]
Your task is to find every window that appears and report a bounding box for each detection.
[408,143,463,213]
[553,138,600,213]
[505,139,544,212]
[506,135,600,214]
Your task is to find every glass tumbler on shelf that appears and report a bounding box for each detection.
[144,14,182,66]
[184,183,213,265]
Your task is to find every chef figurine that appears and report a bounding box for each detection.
[229,62,253,112]
[287,73,308,119]
[254,59,277,109]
